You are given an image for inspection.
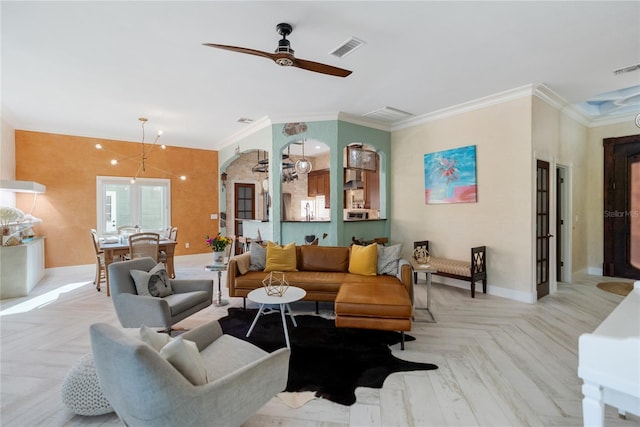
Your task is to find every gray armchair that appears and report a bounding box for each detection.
[90,321,290,427]
[108,257,213,331]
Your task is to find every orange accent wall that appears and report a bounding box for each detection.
[15,130,219,268]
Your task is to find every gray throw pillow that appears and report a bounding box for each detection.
[377,243,402,276]
[130,263,173,297]
[249,242,266,271]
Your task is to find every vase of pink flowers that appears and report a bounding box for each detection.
[206,233,232,265]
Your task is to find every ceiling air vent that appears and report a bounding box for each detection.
[237,117,254,124]
[330,37,366,58]
[363,106,413,124]
[613,64,640,75]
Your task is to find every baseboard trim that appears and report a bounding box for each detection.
[429,277,536,304]
[587,267,604,276]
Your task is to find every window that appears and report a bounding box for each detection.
[97,176,171,235]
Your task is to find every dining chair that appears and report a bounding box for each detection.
[158,227,178,277]
[128,232,160,262]
[90,229,106,292]
[227,235,236,261]
[117,225,138,235]
[237,236,250,254]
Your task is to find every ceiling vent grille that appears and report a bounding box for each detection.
[237,117,254,124]
[330,37,366,58]
[613,64,640,75]
[363,106,413,123]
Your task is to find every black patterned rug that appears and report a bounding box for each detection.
[218,307,438,405]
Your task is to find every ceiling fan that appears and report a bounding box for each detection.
[203,23,352,78]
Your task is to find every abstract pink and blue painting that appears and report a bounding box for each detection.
[424,145,477,204]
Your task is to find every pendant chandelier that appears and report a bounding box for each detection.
[294,139,312,174]
[95,118,186,183]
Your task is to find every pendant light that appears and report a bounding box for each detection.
[294,139,312,174]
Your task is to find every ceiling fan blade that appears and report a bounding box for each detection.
[293,57,352,78]
[202,43,277,61]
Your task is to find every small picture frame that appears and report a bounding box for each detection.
[347,146,377,171]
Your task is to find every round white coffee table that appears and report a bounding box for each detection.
[246,286,306,349]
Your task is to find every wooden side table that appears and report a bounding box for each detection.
[409,258,437,323]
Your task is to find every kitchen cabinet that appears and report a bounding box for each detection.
[365,165,379,210]
[343,157,380,210]
[307,169,330,208]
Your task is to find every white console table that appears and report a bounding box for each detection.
[578,281,640,426]
[0,237,45,299]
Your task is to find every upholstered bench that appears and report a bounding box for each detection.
[414,241,487,298]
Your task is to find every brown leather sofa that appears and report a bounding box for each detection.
[227,245,414,348]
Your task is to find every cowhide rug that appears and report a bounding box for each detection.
[218,307,438,406]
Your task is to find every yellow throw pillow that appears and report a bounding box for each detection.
[348,243,378,276]
[264,241,297,272]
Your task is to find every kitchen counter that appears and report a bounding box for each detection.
[282,220,331,223]
[343,218,387,222]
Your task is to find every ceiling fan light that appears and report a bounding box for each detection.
[275,57,294,67]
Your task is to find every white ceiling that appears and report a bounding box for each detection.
[2,1,639,152]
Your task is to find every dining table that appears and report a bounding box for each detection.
[99,239,177,296]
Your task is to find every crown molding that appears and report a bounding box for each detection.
[337,112,391,131]
[391,84,536,131]
[532,84,592,126]
[585,112,638,128]
[269,112,340,124]
[215,111,392,150]
[533,84,568,111]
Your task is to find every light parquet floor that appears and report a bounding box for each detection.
[0,255,638,427]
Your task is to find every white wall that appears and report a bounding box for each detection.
[532,97,593,286]
[0,117,16,206]
[391,97,535,302]
[559,112,589,277]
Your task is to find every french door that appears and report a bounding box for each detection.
[234,183,255,242]
[536,160,551,299]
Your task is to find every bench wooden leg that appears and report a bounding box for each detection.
[471,281,475,298]
[483,278,487,294]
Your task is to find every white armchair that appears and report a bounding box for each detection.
[90,321,290,426]
[108,257,213,331]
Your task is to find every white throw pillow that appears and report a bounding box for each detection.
[159,336,208,386]
[377,243,402,276]
[139,325,172,351]
[130,263,173,297]
[248,242,266,271]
